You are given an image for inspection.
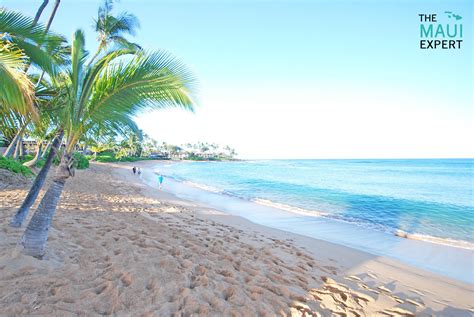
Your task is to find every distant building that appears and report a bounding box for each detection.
[149,152,169,159]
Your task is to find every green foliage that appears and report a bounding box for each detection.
[35,158,46,168]
[34,152,89,169]
[18,154,34,163]
[186,155,204,161]
[94,0,141,53]
[59,30,195,156]
[73,152,89,169]
[89,151,151,163]
[0,156,33,176]
[0,9,68,117]
[93,151,116,162]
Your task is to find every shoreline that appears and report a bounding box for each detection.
[139,160,474,284]
[165,173,474,252]
[1,161,473,315]
[152,159,474,251]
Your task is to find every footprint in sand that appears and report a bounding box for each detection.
[406,298,424,308]
[345,275,362,282]
[390,295,405,304]
[377,285,392,293]
[381,307,415,317]
[367,272,378,279]
[408,288,425,296]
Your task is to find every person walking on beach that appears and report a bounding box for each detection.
[132,166,136,174]
[137,168,141,175]
[158,174,164,189]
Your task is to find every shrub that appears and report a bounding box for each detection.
[118,156,140,162]
[73,153,89,169]
[86,151,152,163]
[0,156,34,177]
[95,155,117,162]
[19,154,34,163]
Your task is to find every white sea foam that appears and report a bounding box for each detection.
[182,181,224,194]
[394,230,474,250]
[253,198,329,217]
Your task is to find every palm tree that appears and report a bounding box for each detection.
[2,6,66,228]
[90,0,140,63]
[1,9,67,157]
[21,30,195,257]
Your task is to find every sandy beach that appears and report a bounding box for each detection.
[0,161,473,316]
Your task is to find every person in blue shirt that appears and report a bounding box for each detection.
[158,174,164,189]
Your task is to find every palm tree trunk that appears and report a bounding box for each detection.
[22,177,66,258]
[4,135,19,158]
[10,131,63,228]
[3,128,25,158]
[23,142,43,167]
[19,138,24,159]
[33,0,49,25]
[40,140,51,159]
[22,151,72,257]
[45,0,61,30]
[25,0,60,74]
[13,138,22,160]
[36,71,46,86]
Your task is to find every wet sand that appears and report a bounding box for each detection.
[0,162,473,316]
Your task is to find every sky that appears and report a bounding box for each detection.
[2,0,473,159]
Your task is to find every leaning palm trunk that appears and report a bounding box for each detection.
[3,122,28,158]
[12,138,22,160]
[10,131,63,227]
[41,139,52,159]
[33,0,49,25]
[22,152,72,257]
[3,135,20,158]
[45,0,61,30]
[23,142,43,167]
[18,138,24,159]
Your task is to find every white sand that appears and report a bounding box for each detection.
[0,162,472,316]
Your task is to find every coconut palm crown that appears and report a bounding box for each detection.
[0,9,67,117]
[21,29,196,257]
[91,0,140,62]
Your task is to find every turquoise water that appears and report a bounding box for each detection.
[159,159,474,248]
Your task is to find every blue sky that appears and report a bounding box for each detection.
[2,0,473,158]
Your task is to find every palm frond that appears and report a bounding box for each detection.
[0,9,67,74]
[111,13,140,36]
[0,45,37,117]
[88,50,196,126]
[69,30,88,107]
[109,36,141,50]
[79,47,136,110]
[14,37,58,75]
[0,9,47,44]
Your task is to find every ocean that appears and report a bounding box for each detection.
[159,159,473,247]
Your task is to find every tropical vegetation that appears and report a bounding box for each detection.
[0,0,196,257]
[0,156,33,176]
[83,132,238,161]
